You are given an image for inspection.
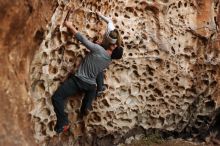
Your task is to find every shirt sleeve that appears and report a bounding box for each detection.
[107,21,115,32]
[99,14,112,23]
[76,32,102,52]
[99,14,115,32]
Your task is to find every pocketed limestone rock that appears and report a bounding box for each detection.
[29,0,220,145]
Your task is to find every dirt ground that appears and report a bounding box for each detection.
[124,139,217,146]
[151,140,209,146]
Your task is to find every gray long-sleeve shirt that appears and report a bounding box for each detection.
[75,32,112,85]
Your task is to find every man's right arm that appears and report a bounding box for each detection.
[65,21,101,52]
[65,21,78,36]
[75,32,101,52]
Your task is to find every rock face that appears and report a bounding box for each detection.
[1,0,220,146]
[0,0,57,145]
[30,0,220,145]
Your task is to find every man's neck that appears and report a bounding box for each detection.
[106,49,112,56]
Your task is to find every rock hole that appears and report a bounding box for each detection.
[57,58,61,64]
[45,41,48,48]
[90,112,101,122]
[190,3,194,7]
[171,46,175,54]
[176,76,179,81]
[148,84,154,89]
[31,67,36,73]
[210,81,217,88]
[123,36,129,40]
[155,58,163,63]
[165,85,171,90]
[173,82,178,86]
[132,65,137,69]
[132,70,139,77]
[49,66,58,74]
[86,24,90,29]
[154,88,162,96]
[102,99,110,107]
[122,21,125,26]
[191,52,196,57]
[107,121,113,127]
[203,79,209,85]
[124,14,130,19]
[205,100,215,111]
[178,1,182,8]
[48,121,54,131]
[34,28,45,45]
[211,110,220,137]
[42,52,48,59]
[149,70,154,76]
[37,81,45,91]
[41,126,46,135]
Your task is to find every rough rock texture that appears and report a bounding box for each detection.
[29,0,220,145]
[1,0,220,146]
[0,0,57,145]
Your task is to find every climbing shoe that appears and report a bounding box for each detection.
[54,124,70,134]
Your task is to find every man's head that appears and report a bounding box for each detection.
[111,46,123,59]
[108,29,122,47]
[107,29,123,59]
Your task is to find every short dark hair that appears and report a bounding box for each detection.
[111,46,123,59]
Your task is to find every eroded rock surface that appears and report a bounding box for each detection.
[0,0,57,145]
[29,0,220,145]
[1,0,220,145]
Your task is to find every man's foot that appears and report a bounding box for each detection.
[54,123,70,134]
[97,85,107,97]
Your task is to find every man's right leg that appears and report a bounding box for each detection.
[52,76,79,133]
[96,72,107,97]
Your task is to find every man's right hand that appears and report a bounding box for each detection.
[64,21,78,35]
[64,21,72,28]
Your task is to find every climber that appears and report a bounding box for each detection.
[51,20,123,134]
[95,12,123,97]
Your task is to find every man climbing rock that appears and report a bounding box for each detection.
[51,20,123,134]
[96,12,123,97]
